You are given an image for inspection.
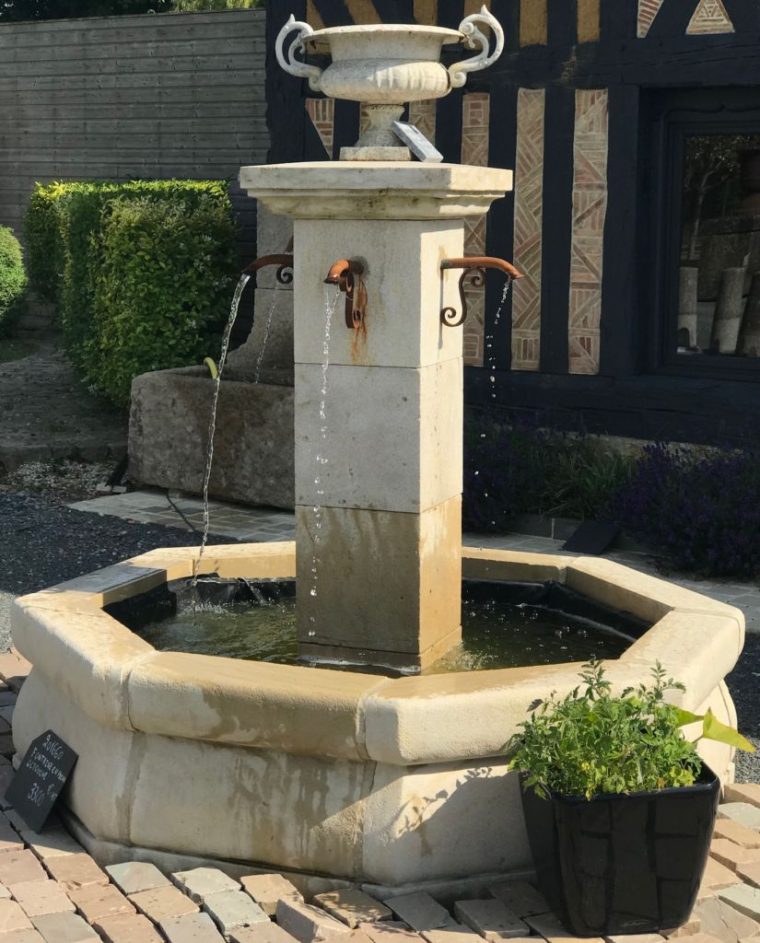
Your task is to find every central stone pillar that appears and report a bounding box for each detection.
[240,162,512,670]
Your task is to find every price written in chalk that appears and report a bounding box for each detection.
[5,730,78,832]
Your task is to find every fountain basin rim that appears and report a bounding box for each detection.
[302,24,463,49]
[11,542,744,769]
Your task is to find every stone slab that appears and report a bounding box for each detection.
[0,850,46,885]
[129,886,199,922]
[737,860,760,889]
[129,370,295,511]
[160,911,226,943]
[0,899,34,933]
[487,882,548,919]
[0,930,44,943]
[385,894,450,932]
[239,874,302,917]
[20,828,83,860]
[713,820,760,850]
[314,891,392,930]
[44,855,108,892]
[605,936,665,943]
[106,862,171,895]
[719,805,760,831]
[31,912,99,942]
[711,839,760,872]
[229,924,301,943]
[695,895,760,943]
[202,890,269,934]
[0,882,9,899]
[68,884,135,922]
[172,868,241,904]
[453,900,530,941]
[359,924,425,943]
[526,912,606,943]
[421,925,479,943]
[94,912,164,943]
[701,857,743,891]
[718,883,760,921]
[10,880,76,918]
[276,899,351,943]
[0,812,24,852]
[724,785,760,808]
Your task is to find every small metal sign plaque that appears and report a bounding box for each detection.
[5,730,78,832]
[392,121,444,163]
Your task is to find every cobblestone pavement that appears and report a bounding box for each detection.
[69,491,760,634]
[1,656,760,943]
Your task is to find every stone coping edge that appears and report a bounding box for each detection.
[11,542,744,767]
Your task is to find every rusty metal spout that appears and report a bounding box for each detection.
[439,256,523,327]
[324,259,367,329]
[243,253,294,285]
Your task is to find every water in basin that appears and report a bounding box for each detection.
[114,578,641,676]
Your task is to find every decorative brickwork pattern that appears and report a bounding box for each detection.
[687,0,735,34]
[568,89,609,376]
[408,100,437,144]
[305,99,335,158]
[637,0,665,37]
[461,93,491,367]
[511,88,545,371]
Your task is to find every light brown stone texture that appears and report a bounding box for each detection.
[276,899,351,943]
[0,812,24,853]
[94,912,164,943]
[0,850,46,885]
[737,860,760,889]
[718,883,760,920]
[21,828,83,860]
[511,88,545,371]
[422,926,479,943]
[239,875,302,917]
[719,805,760,831]
[44,855,108,892]
[711,838,760,872]
[31,911,99,942]
[202,890,268,935]
[568,89,609,376]
[129,886,199,922]
[9,880,76,918]
[314,890,392,929]
[725,784,760,808]
[686,0,735,34]
[713,819,760,849]
[520,0,547,45]
[230,924,301,943]
[577,0,600,43]
[694,895,760,943]
[701,857,743,892]
[386,894,449,932]
[160,911,225,943]
[105,862,170,896]
[453,899,529,941]
[487,881,548,919]
[0,899,34,933]
[637,0,664,37]
[68,884,135,923]
[171,868,240,904]
[359,922,422,943]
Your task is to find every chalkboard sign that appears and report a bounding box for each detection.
[5,731,78,832]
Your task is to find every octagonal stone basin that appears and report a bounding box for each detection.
[10,543,743,896]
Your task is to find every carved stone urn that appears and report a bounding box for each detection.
[275,6,504,159]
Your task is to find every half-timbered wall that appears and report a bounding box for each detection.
[266,0,760,444]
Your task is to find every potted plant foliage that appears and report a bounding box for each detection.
[507,660,754,938]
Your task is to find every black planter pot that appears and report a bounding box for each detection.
[520,766,720,937]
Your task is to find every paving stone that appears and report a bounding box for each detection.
[386,894,450,932]
[713,820,760,850]
[724,786,760,809]
[172,868,240,904]
[43,854,108,892]
[0,651,31,691]
[526,912,606,943]
[94,912,164,943]
[239,875,302,917]
[202,889,269,935]
[160,911,226,942]
[711,840,760,872]
[660,915,701,938]
[718,883,760,921]
[106,861,170,895]
[453,900,530,941]
[605,935,665,943]
[314,890,392,929]
[487,882,548,919]
[358,922,423,943]
[229,925,300,943]
[420,924,480,943]
[0,899,34,933]
[0,850,47,885]
[736,860,760,889]
[0,812,24,852]
[9,880,76,918]
[68,883,135,923]
[20,829,83,861]
[129,885,199,922]
[276,898,352,943]
[31,911,99,942]
[0,881,9,898]
[718,805,760,832]
[694,896,760,943]
[701,858,744,892]
[1,930,45,942]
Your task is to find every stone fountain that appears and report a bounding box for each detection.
[9,10,744,895]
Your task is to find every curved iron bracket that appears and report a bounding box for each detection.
[243,253,294,285]
[440,256,522,327]
[325,259,367,329]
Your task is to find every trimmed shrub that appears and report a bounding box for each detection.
[463,414,634,531]
[24,179,237,404]
[611,442,760,579]
[0,226,27,330]
[92,194,237,405]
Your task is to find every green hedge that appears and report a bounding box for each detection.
[24,179,238,405]
[0,227,27,331]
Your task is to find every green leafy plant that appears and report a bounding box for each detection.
[24,181,68,304]
[0,226,27,331]
[507,660,754,800]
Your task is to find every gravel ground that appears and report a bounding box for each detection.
[727,633,760,782]
[0,491,226,649]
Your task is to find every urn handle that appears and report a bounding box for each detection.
[448,6,504,89]
[275,15,323,92]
